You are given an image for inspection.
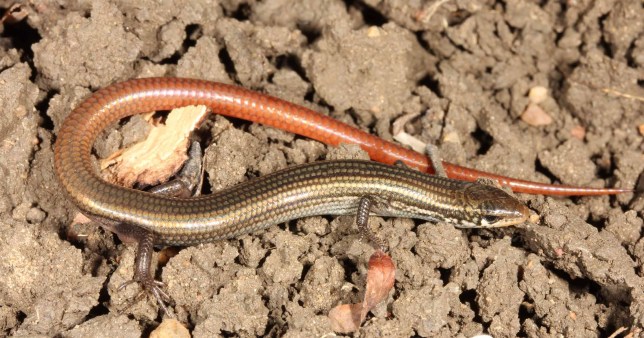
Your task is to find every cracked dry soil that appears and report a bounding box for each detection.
[0,0,642,337]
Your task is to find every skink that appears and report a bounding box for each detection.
[51,77,617,310]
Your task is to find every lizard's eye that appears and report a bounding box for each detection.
[482,215,501,225]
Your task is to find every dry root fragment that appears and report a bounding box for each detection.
[391,112,420,136]
[392,112,427,153]
[415,0,451,24]
[392,131,426,153]
[601,88,644,102]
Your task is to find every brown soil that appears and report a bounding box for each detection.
[0,1,642,337]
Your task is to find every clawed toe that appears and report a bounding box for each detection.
[117,276,174,316]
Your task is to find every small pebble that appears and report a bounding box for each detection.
[570,125,586,139]
[442,131,461,144]
[367,26,381,37]
[150,318,190,338]
[521,103,553,126]
[528,86,548,104]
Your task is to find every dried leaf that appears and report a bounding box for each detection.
[361,250,396,315]
[329,250,396,333]
[328,304,362,333]
[100,105,208,187]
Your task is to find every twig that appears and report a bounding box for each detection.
[417,0,452,24]
[601,88,644,102]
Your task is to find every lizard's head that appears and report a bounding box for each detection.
[457,183,530,228]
